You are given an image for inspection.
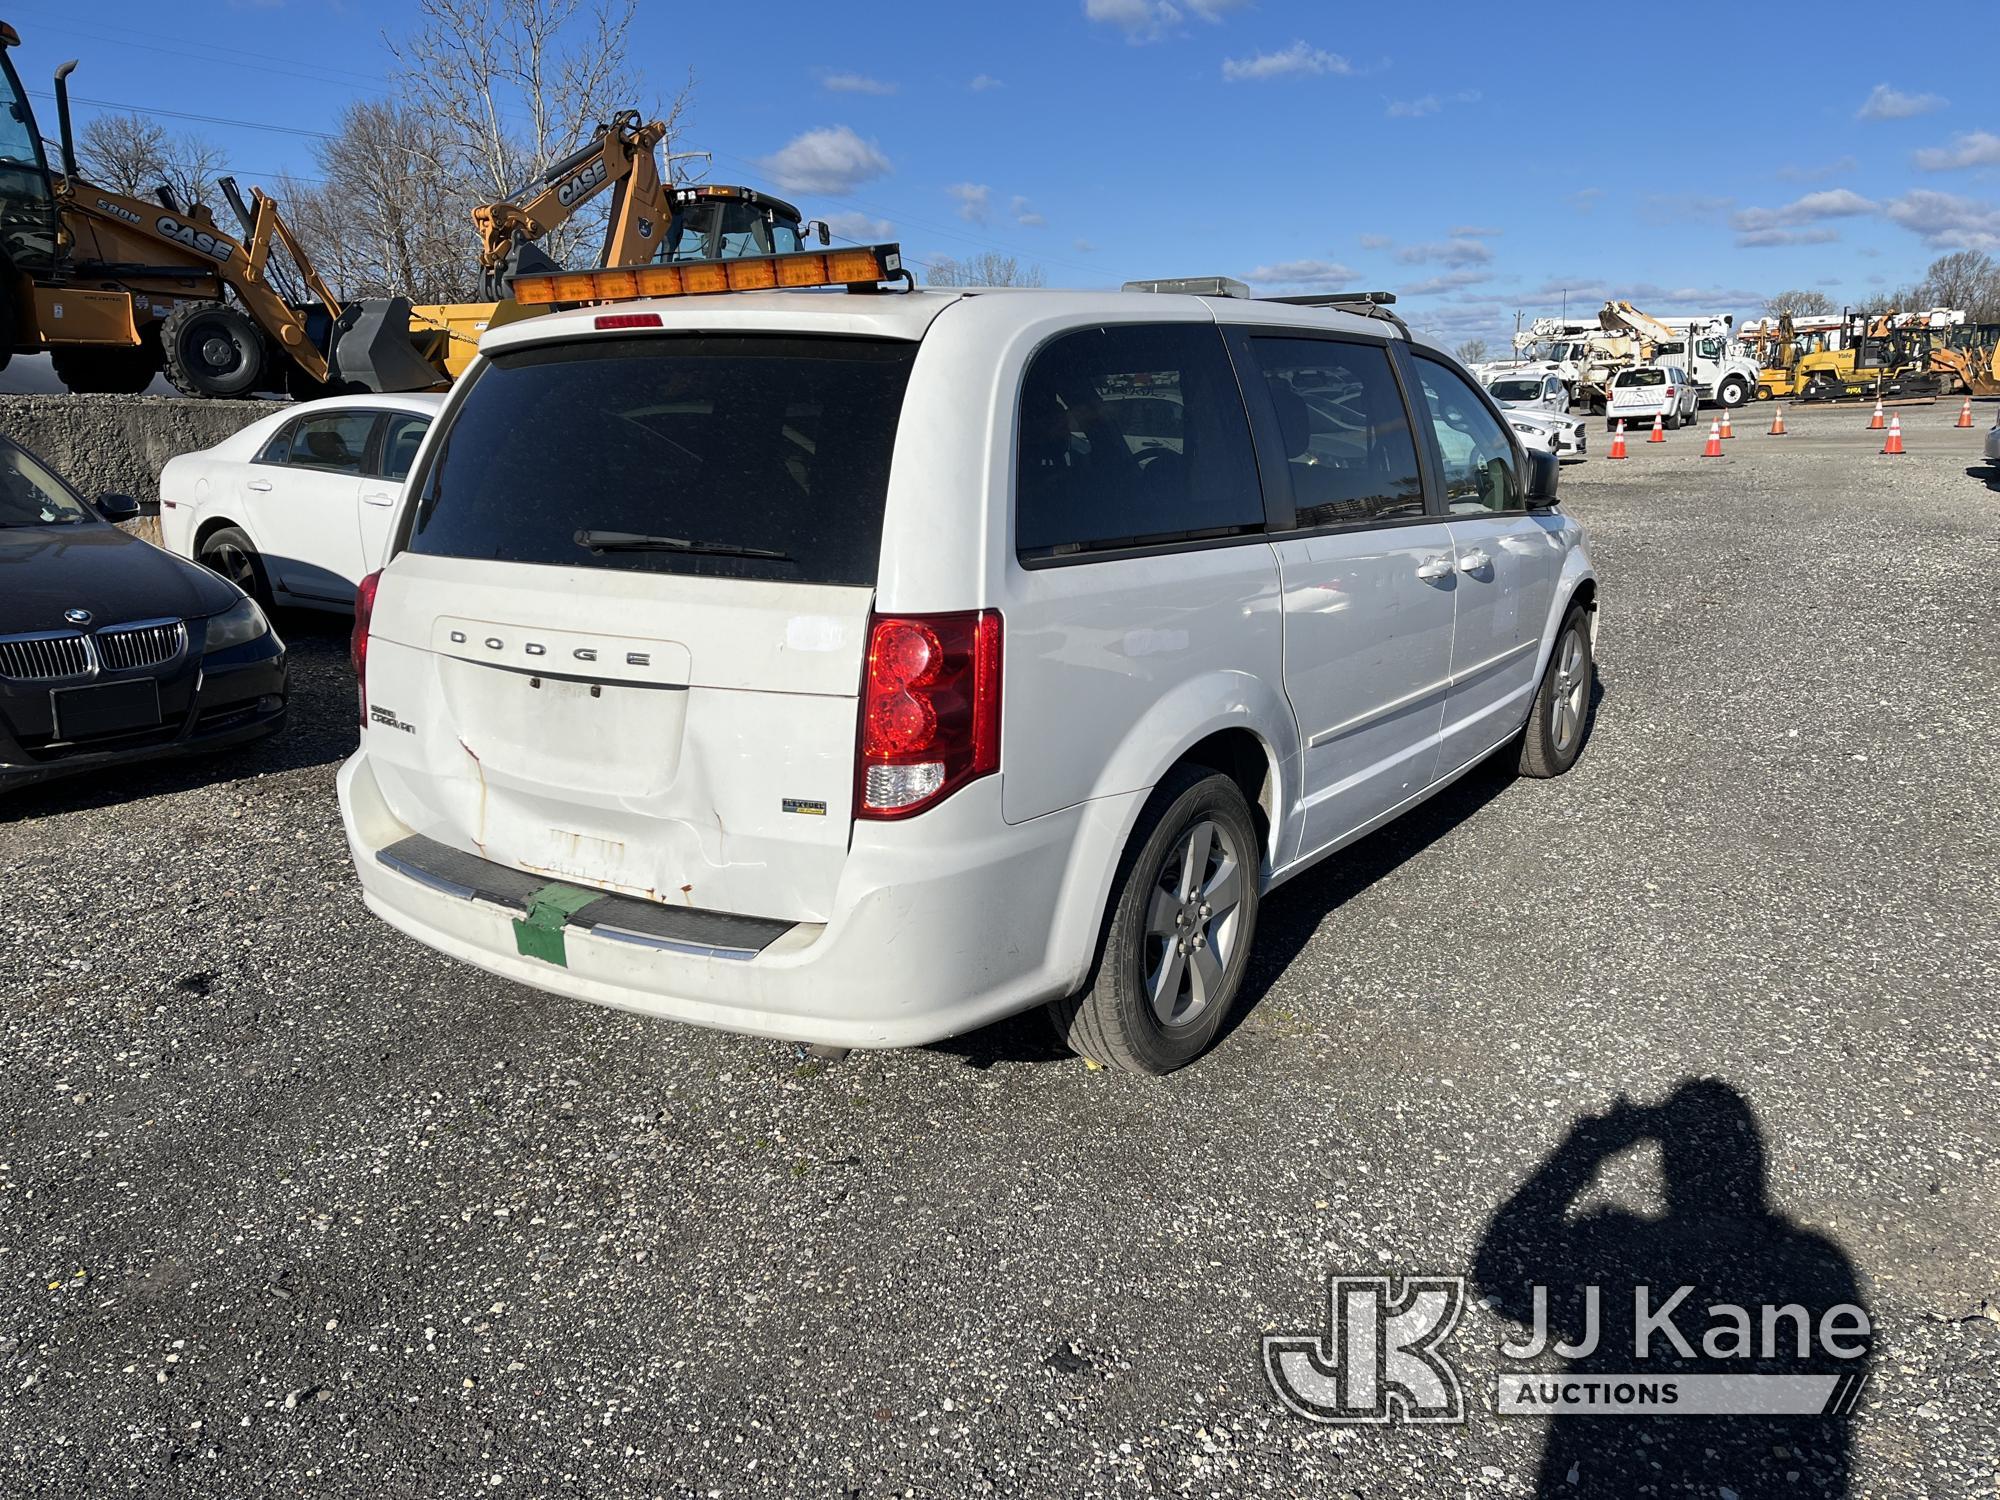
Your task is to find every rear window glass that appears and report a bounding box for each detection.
[1016,323,1263,560]
[1617,369,1666,387]
[405,335,917,586]
[1488,378,1543,401]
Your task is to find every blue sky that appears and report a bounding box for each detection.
[7,0,1998,348]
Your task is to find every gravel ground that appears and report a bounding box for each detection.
[2,400,1996,1498]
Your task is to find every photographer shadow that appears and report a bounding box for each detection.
[1472,1079,1870,1497]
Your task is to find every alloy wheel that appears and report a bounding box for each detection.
[1142,817,1246,1028]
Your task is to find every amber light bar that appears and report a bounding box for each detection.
[513,244,903,306]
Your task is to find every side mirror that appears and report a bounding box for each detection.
[95,491,142,523]
[1524,449,1559,509]
[807,218,831,247]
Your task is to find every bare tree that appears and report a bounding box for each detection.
[1455,338,1490,364]
[924,252,1045,288]
[77,112,226,209]
[1909,250,2000,321]
[278,102,479,302]
[1765,288,1835,318]
[387,0,687,268]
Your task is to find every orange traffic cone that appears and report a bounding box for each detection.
[1719,408,1735,439]
[1647,414,1666,443]
[1768,404,1787,435]
[1608,420,1628,459]
[1957,397,1975,428]
[1881,415,1904,455]
[1868,399,1886,430]
[1701,419,1723,457]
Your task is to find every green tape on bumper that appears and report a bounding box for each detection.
[511,883,602,967]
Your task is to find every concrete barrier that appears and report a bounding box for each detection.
[0,393,273,544]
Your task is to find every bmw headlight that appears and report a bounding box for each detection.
[203,597,276,654]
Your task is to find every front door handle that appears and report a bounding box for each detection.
[246,479,272,492]
[1415,555,1454,581]
[361,491,396,508]
[1458,549,1492,573]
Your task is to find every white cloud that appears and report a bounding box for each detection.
[1857,83,1947,120]
[1528,277,1767,309]
[1221,40,1353,82]
[1735,226,1841,248]
[1010,195,1046,228]
[1880,189,2000,252]
[1084,0,1247,43]
[948,182,993,223]
[1776,156,1858,182]
[1730,189,1876,233]
[822,72,895,95]
[1399,269,1491,298]
[969,74,1003,91]
[1357,232,1392,250]
[757,126,892,195]
[1569,187,1604,214]
[824,211,895,242]
[1386,95,1439,118]
[1243,259,1359,289]
[1914,131,2000,172]
[1394,237,1493,267]
[1074,238,1098,253]
[1448,224,1501,237]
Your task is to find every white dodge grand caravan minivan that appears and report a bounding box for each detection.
[337,255,1598,1074]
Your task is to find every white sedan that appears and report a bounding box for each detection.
[160,394,445,611]
[1502,406,1588,458]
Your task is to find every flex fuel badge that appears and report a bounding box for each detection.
[512,883,601,967]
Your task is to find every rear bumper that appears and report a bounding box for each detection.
[337,750,1138,1049]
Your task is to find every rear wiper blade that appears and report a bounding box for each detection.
[573,529,791,561]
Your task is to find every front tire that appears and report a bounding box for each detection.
[1716,376,1749,408]
[1047,767,1261,1075]
[197,525,274,610]
[162,302,266,398]
[1518,605,1594,778]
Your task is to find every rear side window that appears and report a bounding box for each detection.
[1243,337,1426,528]
[284,412,375,475]
[1016,323,1262,560]
[406,336,917,586]
[376,413,430,482]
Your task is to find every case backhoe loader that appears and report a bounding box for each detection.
[407,112,822,380]
[0,21,438,397]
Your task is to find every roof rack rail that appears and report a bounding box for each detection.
[1120,278,1412,336]
[1261,290,1410,336]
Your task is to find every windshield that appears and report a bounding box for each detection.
[0,443,92,527]
[1488,379,1543,401]
[663,201,805,262]
[0,55,53,274]
[407,335,917,586]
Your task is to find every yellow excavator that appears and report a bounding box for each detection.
[407,115,822,379]
[0,22,437,396]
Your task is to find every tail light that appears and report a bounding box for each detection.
[857,610,1001,819]
[351,569,381,727]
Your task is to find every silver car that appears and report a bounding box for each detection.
[1486,371,1571,416]
[1986,415,2000,470]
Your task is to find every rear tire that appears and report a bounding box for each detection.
[196,524,273,610]
[162,302,265,398]
[1518,604,1594,778]
[52,341,160,395]
[1046,766,1261,1075]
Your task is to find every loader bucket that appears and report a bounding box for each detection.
[328,297,447,393]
